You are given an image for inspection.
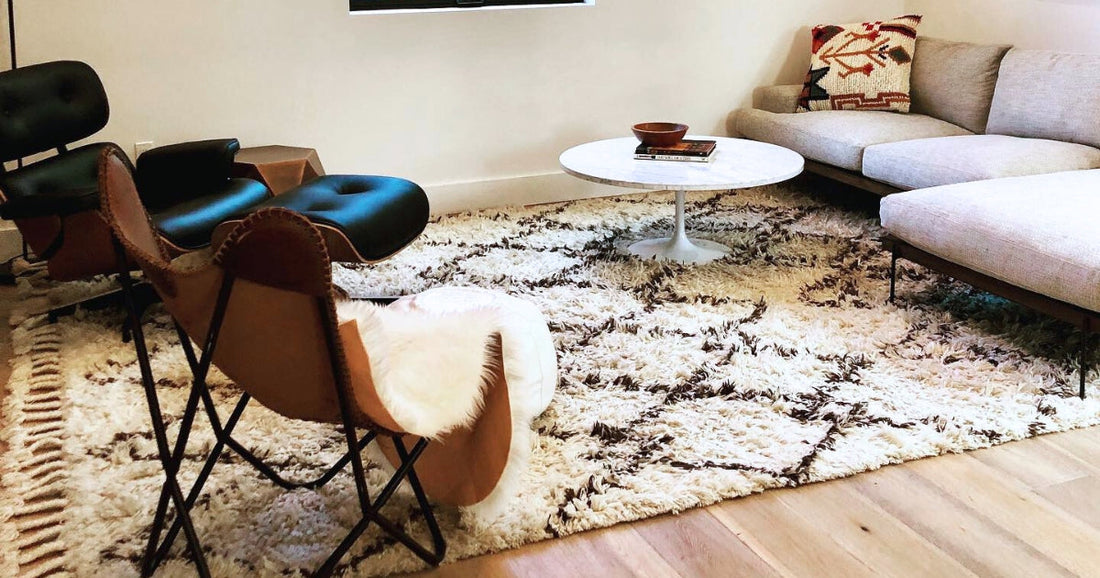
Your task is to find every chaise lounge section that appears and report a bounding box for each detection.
[735,37,1100,396]
[879,169,1100,396]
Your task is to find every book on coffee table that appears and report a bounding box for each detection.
[634,139,717,162]
[633,151,717,160]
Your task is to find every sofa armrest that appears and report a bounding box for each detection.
[753,84,803,114]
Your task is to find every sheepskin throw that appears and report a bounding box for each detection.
[335,286,557,518]
[799,14,922,112]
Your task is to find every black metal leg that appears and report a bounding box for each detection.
[114,253,211,578]
[1081,342,1090,400]
[314,437,445,577]
[141,322,214,570]
[320,295,373,512]
[137,273,236,576]
[889,246,898,303]
[393,436,446,561]
[312,298,446,576]
[147,319,377,573]
[131,276,448,576]
[141,282,235,575]
[149,393,251,572]
[140,370,205,575]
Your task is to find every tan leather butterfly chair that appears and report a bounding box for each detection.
[96,145,508,577]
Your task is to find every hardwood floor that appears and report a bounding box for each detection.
[418,433,1100,578]
[1,285,1099,577]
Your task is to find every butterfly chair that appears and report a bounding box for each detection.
[97,144,498,576]
[0,61,271,317]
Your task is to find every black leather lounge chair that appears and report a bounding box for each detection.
[0,61,272,306]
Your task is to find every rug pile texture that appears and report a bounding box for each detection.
[2,183,1098,576]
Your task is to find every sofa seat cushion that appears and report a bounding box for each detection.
[737,109,971,171]
[864,135,1100,190]
[880,169,1100,313]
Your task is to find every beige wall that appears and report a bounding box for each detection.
[908,0,1100,53]
[4,1,1099,203]
[13,0,891,197]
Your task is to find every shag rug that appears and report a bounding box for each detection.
[3,182,1100,577]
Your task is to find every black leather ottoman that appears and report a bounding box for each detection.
[213,174,429,263]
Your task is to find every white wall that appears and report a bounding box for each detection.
[907,0,1100,53]
[5,1,1100,208]
[11,0,894,210]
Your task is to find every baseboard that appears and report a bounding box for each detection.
[423,171,629,216]
[0,172,628,261]
[0,222,20,261]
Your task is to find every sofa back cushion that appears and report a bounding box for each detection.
[986,49,1100,148]
[909,37,1010,134]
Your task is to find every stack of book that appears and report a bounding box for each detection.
[634,139,717,163]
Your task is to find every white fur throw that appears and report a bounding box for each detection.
[335,286,557,515]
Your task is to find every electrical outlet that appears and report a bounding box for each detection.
[134,141,155,158]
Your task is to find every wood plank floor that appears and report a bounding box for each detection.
[1,285,1099,577]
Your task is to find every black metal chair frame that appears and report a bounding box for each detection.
[112,240,446,577]
[886,237,1096,399]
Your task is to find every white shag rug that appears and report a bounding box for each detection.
[3,182,1100,577]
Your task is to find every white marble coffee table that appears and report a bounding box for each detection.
[559,136,804,264]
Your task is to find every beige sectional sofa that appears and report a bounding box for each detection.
[735,38,1100,397]
[737,38,1100,191]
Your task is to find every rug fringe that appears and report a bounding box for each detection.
[0,319,71,578]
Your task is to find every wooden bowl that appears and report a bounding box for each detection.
[632,122,689,147]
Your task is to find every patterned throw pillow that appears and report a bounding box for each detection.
[797,15,922,113]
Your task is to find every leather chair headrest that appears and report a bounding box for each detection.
[0,61,109,161]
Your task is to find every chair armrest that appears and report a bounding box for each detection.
[753,84,803,114]
[0,185,98,219]
[136,138,243,211]
[0,142,110,219]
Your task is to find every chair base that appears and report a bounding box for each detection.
[114,248,446,577]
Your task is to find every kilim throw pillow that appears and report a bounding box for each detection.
[797,14,922,113]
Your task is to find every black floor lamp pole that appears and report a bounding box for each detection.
[6,0,23,273]
[6,0,13,69]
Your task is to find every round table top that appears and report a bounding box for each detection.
[559,136,804,191]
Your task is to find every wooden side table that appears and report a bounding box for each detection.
[233,145,325,195]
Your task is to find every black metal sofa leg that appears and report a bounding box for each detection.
[889,246,898,303]
[1081,337,1093,400]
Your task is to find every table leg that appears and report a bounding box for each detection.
[628,190,731,264]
